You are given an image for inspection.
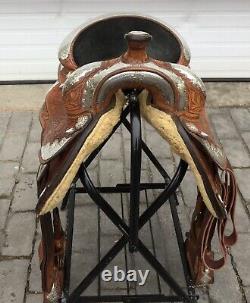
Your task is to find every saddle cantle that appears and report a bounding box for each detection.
[37,15,237,302]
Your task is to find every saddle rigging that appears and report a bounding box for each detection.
[36,15,237,302]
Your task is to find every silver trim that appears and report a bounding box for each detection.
[97,71,174,105]
[80,61,187,109]
[81,62,128,107]
[63,61,188,111]
[75,115,90,129]
[62,61,102,93]
[65,127,75,134]
[182,43,191,63]
[185,122,209,138]
[201,140,227,167]
[41,137,71,161]
[145,62,187,109]
[39,187,47,199]
[200,131,209,138]
[41,115,91,161]
[185,122,198,133]
[46,283,59,303]
[171,64,206,93]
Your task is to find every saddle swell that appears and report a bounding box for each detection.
[37,15,237,302]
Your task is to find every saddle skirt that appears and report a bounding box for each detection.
[37,14,237,286]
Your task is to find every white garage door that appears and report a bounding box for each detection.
[1,0,250,81]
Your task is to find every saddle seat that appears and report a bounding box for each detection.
[58,15,190,70]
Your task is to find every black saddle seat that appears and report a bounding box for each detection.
[73,15,184,66]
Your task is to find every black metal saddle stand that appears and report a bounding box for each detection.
[61,91,198,303]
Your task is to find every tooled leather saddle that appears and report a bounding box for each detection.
[37,15,237,302]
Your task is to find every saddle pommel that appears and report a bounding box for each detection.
[123,31,152,63]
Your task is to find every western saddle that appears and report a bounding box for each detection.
[36,15,237,302]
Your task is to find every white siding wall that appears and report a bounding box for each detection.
[0,0,250,80]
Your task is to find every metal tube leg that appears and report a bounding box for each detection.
[129,93,142,252]
[63,185,76,299]
[122,117,169,181]
[39,213,54,297]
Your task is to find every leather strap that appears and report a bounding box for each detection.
[186,167,237,285]
[39,208,65,303]
[202,169,237,270]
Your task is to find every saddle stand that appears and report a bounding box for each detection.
[59,91,198,303]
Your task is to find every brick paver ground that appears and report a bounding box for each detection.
[0,105,250,303]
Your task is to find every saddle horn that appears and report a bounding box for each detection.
[123,30,152,63]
